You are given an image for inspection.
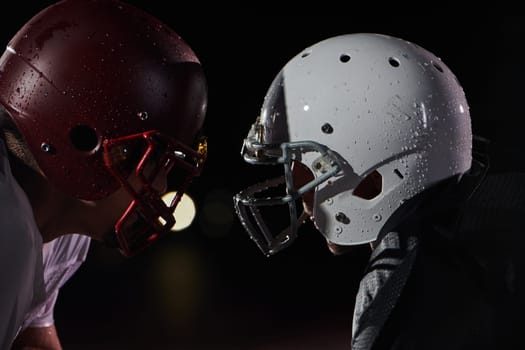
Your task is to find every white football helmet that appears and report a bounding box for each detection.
[234,33,472,257]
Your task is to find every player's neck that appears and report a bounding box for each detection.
[9,156,87,242]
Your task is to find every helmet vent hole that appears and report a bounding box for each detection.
[335,212,350,224]
[388,57,400,67]
[394,168,404,179]
[432,62,444,73]
[353,170,383,200]
[70,125,99,152]
[321,123,334,134]
[301,51,311,58]
[339,54,351,63]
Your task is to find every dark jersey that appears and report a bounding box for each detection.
[352,172,525,350]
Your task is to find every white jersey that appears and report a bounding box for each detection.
[20,234,90,330]
[0,140,90,349]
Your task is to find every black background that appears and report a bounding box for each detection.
[2,5,523,350]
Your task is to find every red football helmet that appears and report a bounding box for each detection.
[0,0,208,256]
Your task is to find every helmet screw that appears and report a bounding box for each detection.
[41,142,53,153]
[335,212,350,224]
[372,214,382,222]
[335,227,342,235]
[137,111,149,121]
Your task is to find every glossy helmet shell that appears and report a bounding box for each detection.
[240,33,471,249]
[0,0,207,200]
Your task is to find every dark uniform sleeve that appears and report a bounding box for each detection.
[353,172,525,350]
[351,231,418,350]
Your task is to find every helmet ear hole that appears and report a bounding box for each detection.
[70,125,99,152]
[353,170,383,200]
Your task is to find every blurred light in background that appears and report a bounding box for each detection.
[162,192,196,231]
[198,188,234,238]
